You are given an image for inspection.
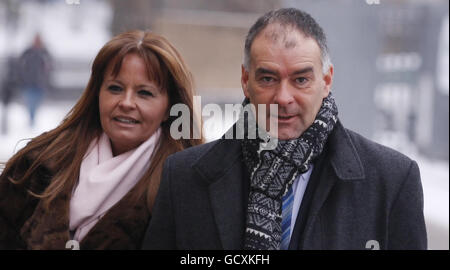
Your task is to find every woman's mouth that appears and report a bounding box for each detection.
[113,116,140,124]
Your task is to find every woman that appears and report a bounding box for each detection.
[0,30,202,249]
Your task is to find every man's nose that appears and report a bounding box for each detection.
[118,90,136,109]
[273,80,294,106]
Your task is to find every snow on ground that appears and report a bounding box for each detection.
[0,101,75,159]
[413,155,449,249]
[0,102,448,249]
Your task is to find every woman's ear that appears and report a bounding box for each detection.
[162,108,170,124]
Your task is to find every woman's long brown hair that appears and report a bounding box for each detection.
[2,30,203,211]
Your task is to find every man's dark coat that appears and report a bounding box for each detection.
[143,121,427,250]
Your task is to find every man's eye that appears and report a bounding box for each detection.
[138,90,154,97]
[296,77,308,84]
[108,85,122,92]
[260,76,275,83]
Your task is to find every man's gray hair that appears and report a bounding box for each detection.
[243,8,332,74]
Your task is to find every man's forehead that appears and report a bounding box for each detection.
[259,23,308,49]
[249,24,321,65]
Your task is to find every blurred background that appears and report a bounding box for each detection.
[0,0,448,249]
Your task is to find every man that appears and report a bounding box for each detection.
[142,8,427,250]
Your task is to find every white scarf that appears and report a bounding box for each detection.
[69,128,161,242]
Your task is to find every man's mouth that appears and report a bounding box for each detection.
[271,114,297,120]
[278,115,295,120]
[113,116,140,124]
[268,114,298,124]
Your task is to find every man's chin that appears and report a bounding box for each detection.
[269,128,303,141]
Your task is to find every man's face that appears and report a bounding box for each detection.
[241,24,333,140]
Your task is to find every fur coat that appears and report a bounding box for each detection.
[0,147,150,250]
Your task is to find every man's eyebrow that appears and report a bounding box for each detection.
[291,67,314,75]
[255,67,279,76]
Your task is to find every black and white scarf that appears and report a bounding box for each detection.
[241,93,338,250]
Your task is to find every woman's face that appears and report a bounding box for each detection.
[99,53,169,156]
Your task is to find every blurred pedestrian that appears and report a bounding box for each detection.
[1,57,19,134]
[18,33,52,128]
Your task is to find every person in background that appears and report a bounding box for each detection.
[1,57,20,135]
[18,33,52,128]
[0,30,202,249]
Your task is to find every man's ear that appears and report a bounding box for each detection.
[241,65,250,98]
[322,64,333,97]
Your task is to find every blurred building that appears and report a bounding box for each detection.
[0,0,448,160]
[147,0,449,160]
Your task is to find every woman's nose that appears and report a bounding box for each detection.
[118,90,136,109]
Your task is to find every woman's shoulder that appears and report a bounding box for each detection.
[2,133,58,189]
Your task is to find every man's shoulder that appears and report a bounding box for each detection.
[342,127,415,172]
[345,128,411,158]
[166,138,241,167]
[168,140,218,161]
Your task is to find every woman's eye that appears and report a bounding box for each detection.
[108,85,122,92]
[138,90,154,97]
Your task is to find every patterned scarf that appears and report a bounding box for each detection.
[241,93,338,250]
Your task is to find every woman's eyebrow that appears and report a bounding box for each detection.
[291,66,314,76]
